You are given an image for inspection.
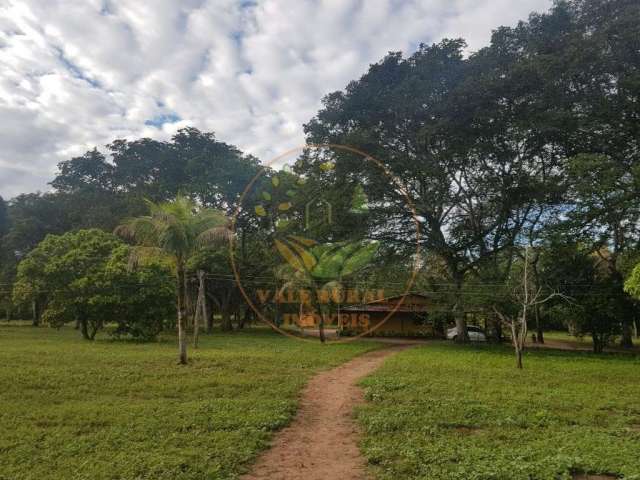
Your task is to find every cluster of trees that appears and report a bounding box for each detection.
[1,0,640,364]
[300,0,640,358]
[0,129,261,309]
[12,229,175,340]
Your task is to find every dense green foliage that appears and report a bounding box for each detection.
[357,344,640,479]
[625,264,640,300]
[507,241,640,353]
[0,129,259,306]
[0,0,638,349]
[51,128,260,209]
[0,325,376,480]
[299,0,640,346]
[12,229,174,340]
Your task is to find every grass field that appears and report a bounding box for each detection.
[357,342,640,480]
[0,323,376,480]
[542,331,597,344]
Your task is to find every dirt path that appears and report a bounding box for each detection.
[241,346,410,480]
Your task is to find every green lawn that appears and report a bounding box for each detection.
[0,323,375,480]
[357,342,640,480]
[543,330,595,344]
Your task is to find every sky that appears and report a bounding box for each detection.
[0,0,553,199]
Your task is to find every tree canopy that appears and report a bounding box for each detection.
[13,229,174,340]
[1,0,639,354]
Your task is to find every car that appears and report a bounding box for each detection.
[447,325,487,342]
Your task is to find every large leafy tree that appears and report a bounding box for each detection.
[3,193,73,255]
[12,229,172,340]
[0,190,146,323]
[0,128,257,317]
[116,195,230,364]
[50,149,115,193]
[52,128,260,212]
[173,127,261,211]
[562,155,640,346]
[303,38,561,342]
[103,247,176,341]
[540,240,634,353]
[524,0,640,347]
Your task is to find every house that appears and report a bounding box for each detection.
[340,293,448,337]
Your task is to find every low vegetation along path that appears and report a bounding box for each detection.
[241,345,411,480]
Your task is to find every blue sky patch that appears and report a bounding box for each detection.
[144,113,182,127]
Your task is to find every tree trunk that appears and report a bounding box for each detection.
[79,317,91,340]
[238,308,249,329]
[221,307,233,331]
[508,319,524,369]
[535,304,544,344]
[592,334,604,354]
[177,262,188,364]
[193,302,200,348]
[309,287,325,343]
[32,299,39,327]
[620,319,633,349]
[318,314,326,343]
[515,347,523,369]
[494,317,503,342]
[88,321,100,340]
[453,275,468,343]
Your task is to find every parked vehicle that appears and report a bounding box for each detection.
[447,325,487,342]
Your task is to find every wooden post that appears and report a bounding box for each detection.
[203,288,212,334]
[193,270,206,348]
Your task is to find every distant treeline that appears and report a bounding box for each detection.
[1,0,639,352]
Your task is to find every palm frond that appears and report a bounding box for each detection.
[114,217,158,245]
[117,194,230,260]
[197,226,233,247]
[151,210,179,225]
[157,222,190,256]
[193,209,228,229]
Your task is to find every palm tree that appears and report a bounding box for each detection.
[115,195,230,364]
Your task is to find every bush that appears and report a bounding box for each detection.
[13,229,174,340]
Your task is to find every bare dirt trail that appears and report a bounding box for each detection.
[241,345,411,480]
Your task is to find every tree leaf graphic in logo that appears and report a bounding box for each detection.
[274,235,378,285]
[288,235,316,247]
[310,244,344,279]
[311,242,378,280]
[275,236,318,273]
[320,161,335,172]
[340,242,378,276]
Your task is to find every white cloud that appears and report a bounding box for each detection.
[0,0,552,198]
